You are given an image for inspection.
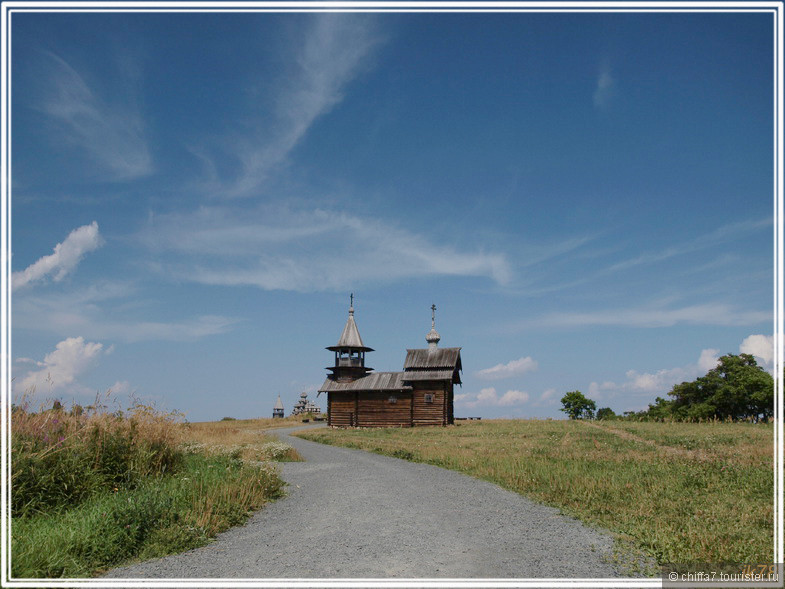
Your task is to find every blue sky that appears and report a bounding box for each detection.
[8,7,776,421]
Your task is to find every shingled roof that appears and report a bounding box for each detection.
[402,347,462,385]
[319,372,412,393]
[400,370,456,382]
[404,347,462,371]
[326,307,374,352]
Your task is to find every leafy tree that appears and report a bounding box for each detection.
[644,396,674,421]
[668,353,773,421]
[596,407,616,420]
[560,390,597,420]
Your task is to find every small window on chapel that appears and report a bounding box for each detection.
[388,395,398,404]
[424,394,434,404]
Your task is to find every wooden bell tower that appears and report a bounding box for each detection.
[325,294,374,383]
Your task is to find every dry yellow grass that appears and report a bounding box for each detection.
[180,416,305,462]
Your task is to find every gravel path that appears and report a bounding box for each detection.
[105,424,633,580]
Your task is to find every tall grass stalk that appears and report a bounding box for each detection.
[11,401,289,578]
[12,400,184,517]
[12,453,284,578]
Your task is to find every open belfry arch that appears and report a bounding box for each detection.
[319,296,462,427]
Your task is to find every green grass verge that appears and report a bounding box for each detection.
[12,453,285,578]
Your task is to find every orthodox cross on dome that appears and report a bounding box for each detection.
[426,303,441,349]
[350,293,354,313]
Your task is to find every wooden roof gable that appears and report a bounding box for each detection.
[319,371,412,393]
[403,347,462,371]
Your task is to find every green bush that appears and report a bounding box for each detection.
[12,453,284,578]
[596,407,617,420]
[11,404,286,578]
[12,406,184,517]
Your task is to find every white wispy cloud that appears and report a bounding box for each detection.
[117,316,239,343]
[476,356,538,380]
[14,357,38,365]
[36,51,151,180]
[201,14,383,197]
[13,279,137,325]
[537,388,558,405]
[606,218,771,275]
[139,205,511,291]
[523,302,769,330]
[108,380,133,396]
[12,222,103,291]
[16,304,237,344]
[13,336,106,398]
[500,217,770,300]
[456,387,530,409]
[13,279,239,343]
[142,17,503,292]
[593,61,615,109]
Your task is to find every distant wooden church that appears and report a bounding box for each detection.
[272,395,285,419]
[319,298,462,427]
[291,391,321,416]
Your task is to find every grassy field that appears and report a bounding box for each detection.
[297,419,773,568]
[180,416,307,462]
[11,405,302,578]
